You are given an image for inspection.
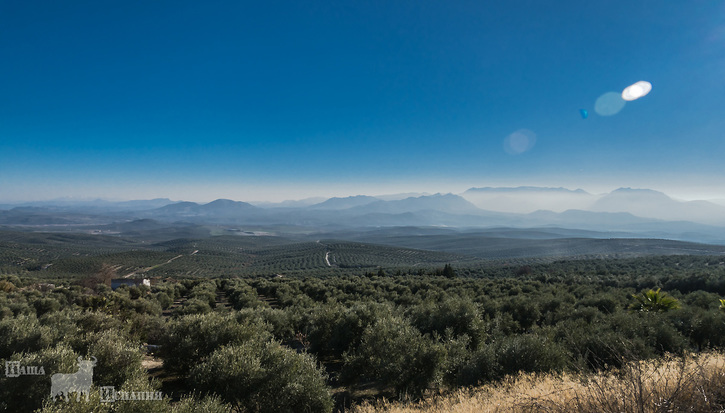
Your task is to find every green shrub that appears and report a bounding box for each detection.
[0,305,12,320]
[155,292,173,309]
[190,341,333,413]
[33,297,62,317]
[0,315,63,358]
[236,307,297,343]
[173,298,211,316]
[162,313,271,374]
[644,313,688,354]
[407,298,487,350]
[36,394,113,413]
[131,297,163,316]
[171,395,232,413]
[39,309,82,337]
[493,333,567,377]
[104,374,169,413]
[129,286,142,300]
[681,290,721,310]
[70,329,145,387]
[455,343,497,386]
[501,296,541,331]
[226,280,267,309]
[578,294,619,314]
[308,301,393,358]
[0,344,78,412]
[128,313,167,344]
[556,316,652,370]
[74,310,124,335]
[343,315,445,399]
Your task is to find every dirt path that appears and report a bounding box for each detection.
[141,356,163,370]
[318,240,335,267]
[123,253,189,278]
[215,287,230,310]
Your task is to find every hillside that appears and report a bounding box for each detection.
[2,227,725,280]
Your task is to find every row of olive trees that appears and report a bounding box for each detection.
[2,267,725,411]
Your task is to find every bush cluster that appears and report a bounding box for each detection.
[0,254,724,410]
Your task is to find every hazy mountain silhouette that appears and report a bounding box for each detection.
[308,195,380,210]
[591,188,725,226]
[462,186,595,213]
[3,188,725,243]
[348,194,481,215]
[146,199,261,221]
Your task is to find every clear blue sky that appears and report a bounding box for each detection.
[1,0,723,202]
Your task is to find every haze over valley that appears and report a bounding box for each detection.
[3,186,725,262]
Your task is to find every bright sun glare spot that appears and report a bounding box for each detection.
[504,129,537,155]
[622,80,652,101]
[594,92,626,116]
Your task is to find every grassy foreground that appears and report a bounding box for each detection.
[351,352,725,413]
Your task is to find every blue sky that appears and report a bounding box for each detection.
[1,0,724,202]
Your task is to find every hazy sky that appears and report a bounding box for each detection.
[1,1,724,202]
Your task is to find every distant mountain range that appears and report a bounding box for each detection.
[147,199,260,219]
[462,186,725,226]
[590,188,725,225]
[0,198,176,211]
[2,187,725,244]
[463,186,595,213]
[307,195,380,210]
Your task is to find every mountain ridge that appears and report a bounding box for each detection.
[2,187,725,243]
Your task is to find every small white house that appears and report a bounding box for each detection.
[110,278,151,290]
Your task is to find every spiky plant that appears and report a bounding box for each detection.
[630,288,680,312]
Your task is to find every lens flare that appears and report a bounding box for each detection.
[503,129,537,155]
[622,80,652,101]
[594,92,626,116]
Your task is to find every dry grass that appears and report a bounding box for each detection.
[350,352,725,413]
